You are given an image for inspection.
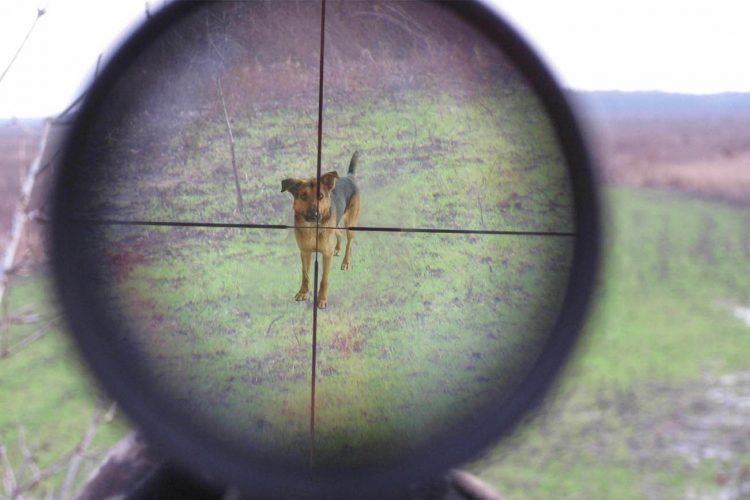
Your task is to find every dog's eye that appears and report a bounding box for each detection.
[300,194,307,201]
[317,193,324,200]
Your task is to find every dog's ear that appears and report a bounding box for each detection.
[320,171,339,191]
[281,178,302,194]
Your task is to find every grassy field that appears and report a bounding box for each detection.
[578,188,750,383]
[74,81,575,467]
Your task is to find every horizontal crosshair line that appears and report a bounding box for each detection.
[62,218,575,237]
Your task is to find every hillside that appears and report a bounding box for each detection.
[575,90,750,116]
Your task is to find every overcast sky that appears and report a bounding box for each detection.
[1,0,749,119]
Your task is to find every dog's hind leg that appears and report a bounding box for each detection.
[334,228,343,256]
[340,193,361,271]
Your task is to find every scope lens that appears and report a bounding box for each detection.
[52,1,597,495]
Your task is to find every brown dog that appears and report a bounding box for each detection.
[281,151,361,309]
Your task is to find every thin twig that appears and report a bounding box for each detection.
[0,8,46,86]
[1,444,17,498]
[0,298,8,359]
[3,319,58,359]
[54,93,87,124]
[58,398,116,500]
[8,314,42,324]
[266,315,284,336]
[35,149,61,177]
[16,453,71,498]
[0,401,114,499]
[18,426,42,483]
[206,14,243,215]
[54,55,103,124]
[103,403,117,424]
[216,75,244,214]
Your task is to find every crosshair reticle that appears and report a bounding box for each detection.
[51,0,597,491]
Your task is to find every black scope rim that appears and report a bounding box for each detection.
[50,1,601,498]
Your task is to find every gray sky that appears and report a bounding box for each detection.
[1,0,749,119]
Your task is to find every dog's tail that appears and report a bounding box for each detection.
[347,151,358,176]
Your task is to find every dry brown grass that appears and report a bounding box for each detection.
[596,113,750,205]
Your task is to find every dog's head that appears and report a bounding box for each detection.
[281,171,339,224]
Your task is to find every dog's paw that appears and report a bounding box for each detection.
[295,291,309,301]
[333,248,341,256]
[316,297,327,309]
[341,261,350,271]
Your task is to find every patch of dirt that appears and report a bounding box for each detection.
[107,249,148,281]
[329,323,370,355]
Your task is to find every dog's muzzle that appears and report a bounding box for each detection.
[304,211,319,223]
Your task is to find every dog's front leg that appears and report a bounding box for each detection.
[296,251,312,301]
[316,251,334,309]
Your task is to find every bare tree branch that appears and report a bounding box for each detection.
[1,444,17,499]
[206,12,244,216]
[0,120,52,356]
[2,319,58,359]
[54,93,86,125]
[216,75,244,215]
[57,398,117,500]
[2,415,106,498]
[53,54,103,124]
[15,453,71,499]
[17,427,42,485]
[53,93,87,124]
[8,313,43,325]
[0,8,46,87]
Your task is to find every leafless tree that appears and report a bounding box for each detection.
[0,121,53,359]
[0,398,118,500]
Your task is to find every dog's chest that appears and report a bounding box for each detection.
[294,227,336,253]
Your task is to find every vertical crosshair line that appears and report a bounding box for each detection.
[310,259,319,472]
[310,0,326,473]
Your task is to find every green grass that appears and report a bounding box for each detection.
[578,188,750,385]
[101,226,571,466]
